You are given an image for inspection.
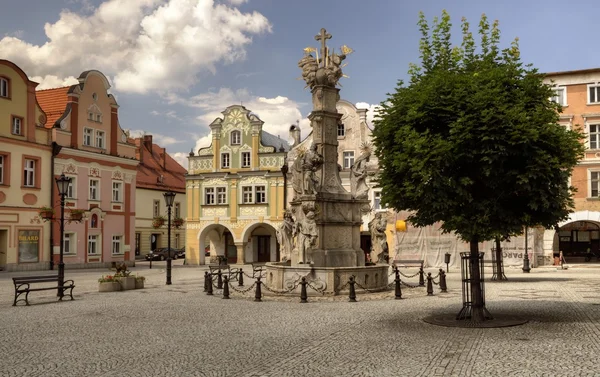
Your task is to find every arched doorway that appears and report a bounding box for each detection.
[557,220,600,259]
[242,223,279,263]
[198,224,235,265]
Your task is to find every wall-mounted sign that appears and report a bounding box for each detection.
[18,230,40,263]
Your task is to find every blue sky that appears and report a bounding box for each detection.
[1,0,599,167]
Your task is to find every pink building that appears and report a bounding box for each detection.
[37,70,138,268]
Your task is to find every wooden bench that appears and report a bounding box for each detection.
[251,263,264,278]
[13,275,75,306]
[392,259,424,269]
[208,264,240,282]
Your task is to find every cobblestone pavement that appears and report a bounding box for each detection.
[1,262,600,377]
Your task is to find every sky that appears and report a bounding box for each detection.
[1,0,599,168]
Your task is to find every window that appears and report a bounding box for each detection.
[0,77,8,98]
[589,85,600,104]
[153,200,160,217]
[242,186,253,204]
[12,116,22,135]
[343,151,355,169]
[590,124,600,150]
[205,187,215,205]
[88,235,98,254]
[112,182,122,202]
[592,172,600,197]
[66,177,76,199]
[95,130,105,149]
[338,123,345,137]
[23,159,35,187]
[175,234,180,248]
[551,87,566,106]
[96,114,102,122]
[221,153,230,168]
[89,179,99,200]
[255,185,266,203]
[112,235,122,254]
[88,112,94,121]
[174,202,181,218]
[231,130,241,145]
[63,233,75,254]
[242,152,251,168]
[0,155,3,185]
[83,128,93,146]
[373,191,382,210]
[217,187,227,204]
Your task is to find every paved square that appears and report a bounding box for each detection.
[2,263,599,376]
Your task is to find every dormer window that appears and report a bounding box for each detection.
[231,130,241,145]
[337,123,345,137]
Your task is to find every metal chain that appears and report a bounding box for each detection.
[306,282,326,295]
[243,271,266,279]
[353,281,379,294]
[227,281,257,294]
[398,270,420,278]
[335,281,350,292]
[430,272,440,280]
[401,281,422,289]
[261,282,299,294]
[388,270,396,277]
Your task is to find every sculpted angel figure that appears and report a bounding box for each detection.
[276,209,295,262]
[294,207,318,264]
[369,212,389,264]
[302,143,324,195]
[350,148,371,199]
[298,52,318,89]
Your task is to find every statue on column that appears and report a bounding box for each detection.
[369,212,389,264]
[276,208,295,262]
[293,204,318,264]
[350,143,372,199]
[290,143,323,197]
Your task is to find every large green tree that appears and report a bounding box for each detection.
[372,11,584,322]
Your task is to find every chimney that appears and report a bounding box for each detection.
[160,148,167,169]
[143,135,153,153]
[357,108,368,124]
[289,125,301,146]
[136,139,143,161]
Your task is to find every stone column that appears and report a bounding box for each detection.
[236,243,245,264]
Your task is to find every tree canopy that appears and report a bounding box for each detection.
[372,11,585,243]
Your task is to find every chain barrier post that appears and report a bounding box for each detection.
[203,271,209,292]
[348,276,357,302]
[254,276,262,302]
[217,269,223,289]
[394,266,402,300]
[222,276,230,299]
[238,269,244,286]
[439,269,447,292]
[300,277,308,303]
[427,272,434,296]
[419,267,425,286]
[207,273,213,295]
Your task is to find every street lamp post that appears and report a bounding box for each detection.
[55,173,71,298]
[522,226,531,273]
[164,190,176,285]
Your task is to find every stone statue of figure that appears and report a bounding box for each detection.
[369,212,389,264]
[326,52,346,87]
[300,143,323,195]
[350,149,371,199]
[298,52,318,89]
[293,205,318,264]
[276,209,295,262]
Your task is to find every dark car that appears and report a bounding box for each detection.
[145,248,178,261]
[175,247,185,258]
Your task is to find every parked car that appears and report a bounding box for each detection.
[175,247,185,258]
[205,246,210,257]
[145,248,178,261]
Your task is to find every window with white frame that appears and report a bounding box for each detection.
[231,130,241,145]
[153,200,160,217]
[23,159,35,187]
[255,185,266,203]
[0,77,8,98]
[95,130,105,149]
[217,187,227,204]
[88,235,98,254]
[112,235,122,254]
[175,234,180,248]
[205,187,215,205]
[83,128,93,146]
[12,117,22,135]
[589,84,600,104]
[551,87,567,106]
[66,177,76,199]
[373,191,382,210]
[592,171,600,197]
[89,179,99,200]
[174,202,181,218]
[242,186,253,204]
[343,151,355,169]
[338,123,345,137]
[112,181,122,202]
[221,153,230,168]
[0,155,4,184]
[589,124,600,150]
[63,233,73,254]
[96,114,102,123]
[88,112,94,121]
[242,152,251,168]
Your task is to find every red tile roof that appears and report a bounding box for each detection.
[134,136,187,193]
[36,87,70,128]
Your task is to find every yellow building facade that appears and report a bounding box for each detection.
[0,60,53,271]
[185,105,288,265]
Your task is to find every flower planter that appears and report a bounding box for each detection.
[173,219,184,229]
[39,210,54,220]
[99,281,121,292]
[119,276,136,291]
[135,279,145,289]
[152,218,165,229]
[69,212,84,222]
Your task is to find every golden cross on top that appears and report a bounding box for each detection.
[315,28,332,65]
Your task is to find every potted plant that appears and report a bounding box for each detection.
[115,271,135,290]
[68,209,85,223]
[152,215,166,229]
[172,217,185,229]
[98,275,121,292]
[135,275,145,289]
[38,206,55,221]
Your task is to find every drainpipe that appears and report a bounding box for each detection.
[50,142,62,270]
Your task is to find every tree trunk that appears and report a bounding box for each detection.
[495,237,507,281]
[469,238,486,322]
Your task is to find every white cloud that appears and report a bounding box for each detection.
[0,0,271,93]
[170,152,189,170]
[227,0,248,5]
[356,102,383,126]
[127,129,181,146]
[29,75,79,90]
